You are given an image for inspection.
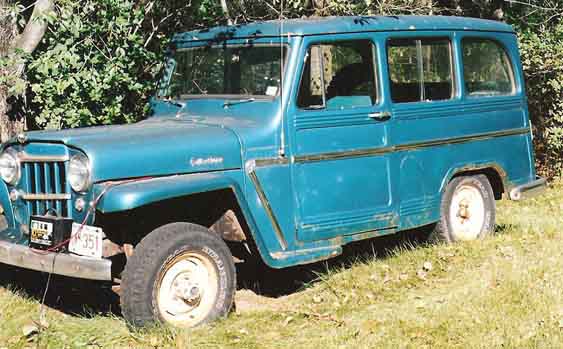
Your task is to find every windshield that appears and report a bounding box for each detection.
[160,45,287,98]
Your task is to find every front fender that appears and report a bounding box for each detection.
[0,180,15,229]
[96,172,240,213]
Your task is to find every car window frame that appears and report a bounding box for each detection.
[386,36,456,104]
[295,38,380,111]
[460,37,517,98]
[159,42,290,100]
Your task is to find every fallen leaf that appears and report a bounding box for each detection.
[149,336,159,347]
[423,261,433,271]
[283,316,294,326]
[22,324,38,338]
[313,295,323,304]
[360,319,380,334]
[416,270,427,280]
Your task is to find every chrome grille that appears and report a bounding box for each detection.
[22,161,70,216]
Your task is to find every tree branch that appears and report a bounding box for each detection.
[15,0,54,54]
[220,0,233,25]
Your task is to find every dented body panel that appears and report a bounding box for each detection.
[0,16,544,277]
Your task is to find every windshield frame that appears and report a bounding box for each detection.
[156,41,290,101]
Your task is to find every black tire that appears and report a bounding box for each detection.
[430,174,495,243]
[121,222,236,328]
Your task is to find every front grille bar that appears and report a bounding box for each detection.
[21,193,71,200]
[18,153,69,163]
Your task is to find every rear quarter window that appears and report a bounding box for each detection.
[462,38,516,97]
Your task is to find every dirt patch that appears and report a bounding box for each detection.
[234,289,298,314]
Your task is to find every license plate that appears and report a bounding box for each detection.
[68,223,103,258]
[30,220,54,246]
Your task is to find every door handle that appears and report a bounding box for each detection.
[368,111,392,121]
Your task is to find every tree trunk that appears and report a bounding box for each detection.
[0,0,53,143]
[0,0,21,142]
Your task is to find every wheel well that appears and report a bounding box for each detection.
[451,167,505,200]
[95,189,255,249]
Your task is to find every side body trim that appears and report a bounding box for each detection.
[293,127,529,163]
[246,161,288,250]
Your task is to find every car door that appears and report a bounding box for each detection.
[289,35,397,242]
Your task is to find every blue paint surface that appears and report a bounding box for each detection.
[0,16,539,269]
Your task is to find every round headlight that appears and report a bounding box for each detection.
[68,153,91,193]
[0,149,20,185]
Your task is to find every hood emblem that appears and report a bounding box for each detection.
[16,133,27,144]
[190,157,224,167]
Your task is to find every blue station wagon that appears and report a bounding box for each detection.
[0,15,546,327]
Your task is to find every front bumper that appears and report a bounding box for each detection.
[0,240,112,281]
[509,176,547,201]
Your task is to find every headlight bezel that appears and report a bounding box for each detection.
[68,153,92,193]
[0,148,21,186]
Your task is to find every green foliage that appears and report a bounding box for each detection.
[0,52,26,96]
[26,0,159,128]
[518,25,563,177]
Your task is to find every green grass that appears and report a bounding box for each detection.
[2,181,563,348]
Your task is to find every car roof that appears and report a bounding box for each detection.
[173,15,514,42]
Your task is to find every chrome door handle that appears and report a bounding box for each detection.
[368,111,392,121]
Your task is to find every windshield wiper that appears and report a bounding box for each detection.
[223,98,255,108]
[159,97,186,108]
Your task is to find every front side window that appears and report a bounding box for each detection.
[161,45,287,98]
[297,40,377,110]
[387,38,454,103]
[462,39,515,97]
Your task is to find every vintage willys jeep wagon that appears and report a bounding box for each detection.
[0,15,545,327]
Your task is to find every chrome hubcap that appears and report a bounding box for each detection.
[449,184,485,241]
[156,252,218,327]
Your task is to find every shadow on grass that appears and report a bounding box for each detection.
[0,224,437,319]
[494,223,516,236]
[235,224,435,298]
[0,266,120,318]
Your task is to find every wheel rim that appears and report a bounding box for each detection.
[156,251,219,327]
[448,184,486,241]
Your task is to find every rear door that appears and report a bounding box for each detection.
[289,34,397,242]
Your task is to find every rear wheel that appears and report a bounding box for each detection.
[121,222,236,328]
[430,175,495,243]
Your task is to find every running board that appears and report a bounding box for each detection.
[270,245,342,265]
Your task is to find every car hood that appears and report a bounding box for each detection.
[20,118,242,182]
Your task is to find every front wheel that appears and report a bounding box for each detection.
[121,223,236,328]
[430,174,495,243]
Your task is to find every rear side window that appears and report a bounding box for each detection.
[297,40,377,110]
[462,39,515,97]
[387,38,453,103]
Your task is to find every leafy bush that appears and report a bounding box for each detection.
[26,0,159,129]
[25,0,223,129]
[518,25,563,178]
